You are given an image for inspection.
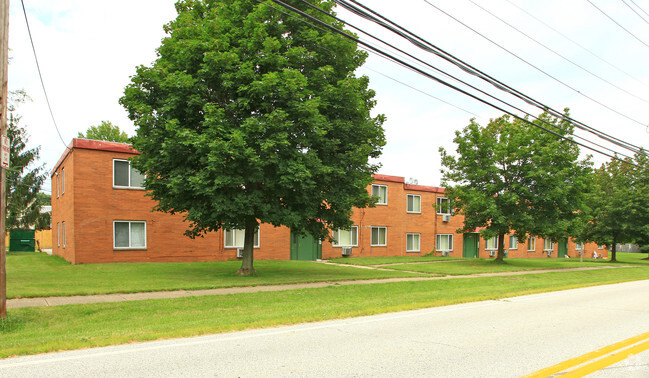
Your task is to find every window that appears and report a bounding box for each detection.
[333,226,358,247]
[485,236,498,250]
[527,237,536,251]
[56,173,60,198]
[406,233,420,252]
[113,159,145,188]
[61,168,65,194]
[407,194,421,213]
[437,197,451,215]
[371,184,387,205]
[371,226,387,246]
[224,228,260,248]
[114,221,147,249]
[62,221,66,248]
[543,238,553,251]
[598,244,604,250]
[436,234,453,251]
[56,222,60,247]
[509,235,518,250]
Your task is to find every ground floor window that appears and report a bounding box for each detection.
[576,242,584,250]
[543,238,553,251]
[527,237,536,251]
[62,221,66,248]
[485,236,498,250]
[114,221,146,249]
[333,226,358,247]
[436,234,453,251]
[57,222,60,247]
[224,228,260,248]
[509,235,518,250]
[406,233,420,252]
[371,227,387,246]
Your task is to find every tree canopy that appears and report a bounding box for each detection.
[6,91,50,231]
[440,111,591,262]
[582,151,649,262]
[120,0,385,275]
[77,121,129,143]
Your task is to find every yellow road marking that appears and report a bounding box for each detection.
[523,330,649,377]
[561,338,649,377]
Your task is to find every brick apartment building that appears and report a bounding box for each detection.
[51,139,606,264]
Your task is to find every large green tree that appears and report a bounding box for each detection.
[6,91,49,231]
[440,111,591,262]
[120,0,385,275]
[77,121,129,143]
[583,151,649,262]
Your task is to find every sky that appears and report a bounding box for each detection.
[8,0,649,192]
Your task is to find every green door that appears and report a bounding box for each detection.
[463,233,479,258]
[290,232,321,261]
[558,239,568,258]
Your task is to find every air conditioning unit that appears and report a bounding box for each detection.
[489,250,496,257]
[341,247,352,256]
[442,214,451,222]
[441,250,450,257]
[546,250,552,257]
[237,249,244,258]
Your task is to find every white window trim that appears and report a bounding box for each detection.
[509,235,518,250]
[372,184,388,205]
[113,159,145,190]
[598,245,604,250]
[62,221,66,248]
[407,194,421,214]
[371,226,387,246]
[576,242,584,250]
[61,168,65,194]
[224,228,260,249]
[436,234,453,252]
[543,239,554,251]
[406,233,421,252]
[527,237,536,251]
[437,197,451,215]
[56,173,60,198]
[56,222,60,247]
[485,236,498,250]
[113,220,147,250]
[332,226,358,247]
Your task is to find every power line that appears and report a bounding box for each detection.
[264,0,641,167]
[628,0,649,19]
[505,0,649,90]
[419,0,646,153]
[298,0,634,160]
[586,0,649,50]
[467,0,649,106]
[621,0,649,26]
[19,0,69,151]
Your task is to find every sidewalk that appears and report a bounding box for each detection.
[7,265,623,309]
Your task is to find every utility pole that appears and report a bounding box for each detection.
[0,0,10,318]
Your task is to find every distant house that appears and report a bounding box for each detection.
[50,139,606,264]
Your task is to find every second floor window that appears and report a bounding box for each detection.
[371,184,387,205]
[407,194,421,213]
[114,159,145,188]
[437,197,451,215]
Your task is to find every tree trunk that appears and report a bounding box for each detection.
[237,220,258,276]
[609,237,617,263]
[495,233,506,263]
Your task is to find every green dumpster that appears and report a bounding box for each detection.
[9,229,36,252]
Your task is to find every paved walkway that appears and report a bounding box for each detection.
[6,265,626,309]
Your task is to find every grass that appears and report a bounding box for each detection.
[6,253,426,298]
[329,255,462,266]
[2,266,648,358]
[383,258,608,275]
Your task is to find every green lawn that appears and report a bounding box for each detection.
[6,253,426,298]
[384,258,609,275]
[2,267,648,358]
[329,255,461,266]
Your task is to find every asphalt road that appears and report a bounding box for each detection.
[1,280,649,377]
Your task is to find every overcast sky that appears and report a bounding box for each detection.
[8,0,649,192]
